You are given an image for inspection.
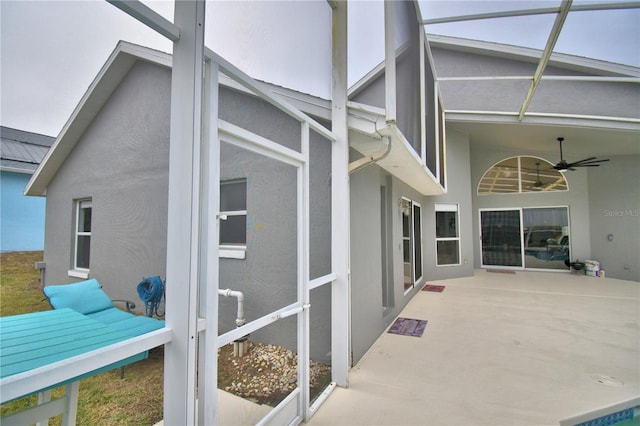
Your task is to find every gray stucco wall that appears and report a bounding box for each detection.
[350,165,386,363]
[587,154,640,281]
[422,130,474,280]
[43,60,333,362]
[470,145,592,269]
[44,60,171,303]
[349,164,427,364]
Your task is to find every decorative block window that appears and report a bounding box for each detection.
[435,203,460,266]
[70,199,92,277]
[219,179,247,259]
[478,156,568,195]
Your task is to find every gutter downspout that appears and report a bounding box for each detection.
[218,288,248,356]
[348,135,392,174]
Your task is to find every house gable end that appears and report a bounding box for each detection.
[25,42,172,197]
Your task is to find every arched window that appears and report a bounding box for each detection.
[478,156,568,195]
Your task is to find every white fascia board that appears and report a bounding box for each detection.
[446,110,640,132]
[427,35,640,77]
[24,42,171,197]
[346,101,387,136]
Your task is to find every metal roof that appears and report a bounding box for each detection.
[0,126,54,174]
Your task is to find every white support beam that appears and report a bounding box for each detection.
[419,25,427,165]
[331,0,350,388]
[299,121,311,420]
[163,1,206,425]
[204,48,335,143]
[422,2,640,25]
[106,0,180,41]
[199,57,221,426]
[384,1,396,123]
[518,0,572,120]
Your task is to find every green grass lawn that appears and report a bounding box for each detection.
[0,251,164,425]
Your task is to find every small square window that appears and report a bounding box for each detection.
[220,180,247,249]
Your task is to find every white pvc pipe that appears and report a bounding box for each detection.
[218,289,245,326]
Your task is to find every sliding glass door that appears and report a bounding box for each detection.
[480,209,523,268]
[523,207,570,270]
[480,207,570,271]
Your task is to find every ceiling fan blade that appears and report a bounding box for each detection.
[581,158,610,164]
[565,158,610,167]
[575,157,597,163]
[569,159,610,167]
[552,137,610,172]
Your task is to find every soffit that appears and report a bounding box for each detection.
[418,1,640,158]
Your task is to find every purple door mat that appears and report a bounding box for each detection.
[422,284,445,292]
[487,269,516,274]
[387,317,427,337]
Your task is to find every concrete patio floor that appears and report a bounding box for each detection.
[307,269,640,426]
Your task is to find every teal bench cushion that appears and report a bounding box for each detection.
[44,279,114,315]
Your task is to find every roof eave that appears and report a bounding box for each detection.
[25,41,172,196]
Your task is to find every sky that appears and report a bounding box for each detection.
[1,0,638,138]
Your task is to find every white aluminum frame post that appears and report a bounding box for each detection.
[106,0,349,423]
[331,0,351,388]
[164,1,207,424]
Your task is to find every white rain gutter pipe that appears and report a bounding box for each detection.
[348,135,392,174]
[218,288,245,327]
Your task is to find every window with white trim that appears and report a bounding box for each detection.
[435,203,460,266]
[71,199,92,276]
[402,198,423,292]
[219,179,247,259]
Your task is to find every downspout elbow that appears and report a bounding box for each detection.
[348,135,391,174]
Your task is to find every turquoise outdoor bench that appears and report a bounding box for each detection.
[43,278,164,338]
[0,279,165,425]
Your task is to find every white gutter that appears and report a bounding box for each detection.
[348,136,391,174]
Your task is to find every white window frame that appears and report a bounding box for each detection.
[69,199,91,278]
[435,203,461,267]
[412,201,423,284]
[219,179,247,259]
[402,197,423,294]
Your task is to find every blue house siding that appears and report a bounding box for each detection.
[1,171,46,251]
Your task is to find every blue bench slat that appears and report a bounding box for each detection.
[1,326,122,356]
[1,326,128,362]
[0,313,99,345]
[0,309,150,378]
